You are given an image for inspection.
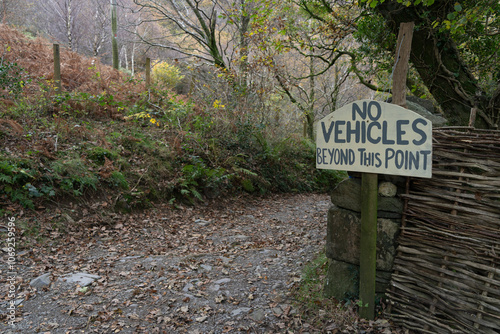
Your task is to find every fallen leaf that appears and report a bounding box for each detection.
[82,304,93,311]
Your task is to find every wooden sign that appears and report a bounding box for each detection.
[316,99,432,178]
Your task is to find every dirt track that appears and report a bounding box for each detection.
[1,193,337,333]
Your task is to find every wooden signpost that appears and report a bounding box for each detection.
[316,22,426,320]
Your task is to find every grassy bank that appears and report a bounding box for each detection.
[0,26,344,214]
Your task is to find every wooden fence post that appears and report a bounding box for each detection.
[53,44,62,93]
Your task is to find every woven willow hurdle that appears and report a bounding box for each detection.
[388,127,500,333]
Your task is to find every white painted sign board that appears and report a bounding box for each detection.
[316,100,432,178]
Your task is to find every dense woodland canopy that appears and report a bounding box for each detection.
[368,0,499,128]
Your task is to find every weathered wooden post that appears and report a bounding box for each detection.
[359,172,378,319]
[53,44,62,93]
[359,21,415,320]
[392,22,415,107]
[145,57,151,90]
[317,21,430,323]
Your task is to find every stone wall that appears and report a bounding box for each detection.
[324,176,404,300]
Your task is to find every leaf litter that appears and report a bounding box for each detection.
[0,193,403,333]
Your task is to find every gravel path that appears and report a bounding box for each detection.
[1,193,334,333]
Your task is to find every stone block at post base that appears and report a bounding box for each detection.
[326,206,400,272]
[325,174,404,301]
[324,259,392,300]
[330,178,403,219]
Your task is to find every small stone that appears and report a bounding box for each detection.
[378,182,397,197]
[219,257,231,264]
[30,273,51,288]
[272,307,283,316]
[200,264,212,271]
[214,278,231,284]
[182,283,194,292]
[62,213,75,223]
[58,273,101,287]
[127,313,140,320]
[280,304,291,312]
[195,219,211,226]
[250,308,266,322]
[231,307,251,317]
[209,284,220,292]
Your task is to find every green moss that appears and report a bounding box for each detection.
[87,146,118,165]
[110,171,129,189]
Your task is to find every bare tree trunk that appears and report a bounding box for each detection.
[111,0,119,69]
[92,8,102,56]
[238,0,250,85]
[66,0,73,50]
[1,0,7,24]
[131,43,135,75]
[305,55,315,139]
[131,26,138,76]
[121,45,128,70]
[145,57,151,89]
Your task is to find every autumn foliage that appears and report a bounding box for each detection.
[0,24,144,117]
[0,24,343,212]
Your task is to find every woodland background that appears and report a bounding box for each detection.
[0,0,498,210]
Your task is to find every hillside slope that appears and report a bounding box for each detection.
[0,24,344,214]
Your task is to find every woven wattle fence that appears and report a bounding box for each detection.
[387,127,500,333]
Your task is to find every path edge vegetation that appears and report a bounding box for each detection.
[0,26,346,216]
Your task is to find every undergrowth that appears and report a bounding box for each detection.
[292,253,393,331]
[291,253,361,330]
[0,25,346,214]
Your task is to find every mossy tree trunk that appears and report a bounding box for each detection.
[376,1,498,129]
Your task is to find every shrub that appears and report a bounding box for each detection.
[0,55,28,99]
[152,61,184,89]
[0,160,38,209]
[49,159,98,196]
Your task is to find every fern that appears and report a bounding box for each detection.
[0,173,12,184]
[190,188,203,201]
[301,137,316,152]
[232,167,257,177]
